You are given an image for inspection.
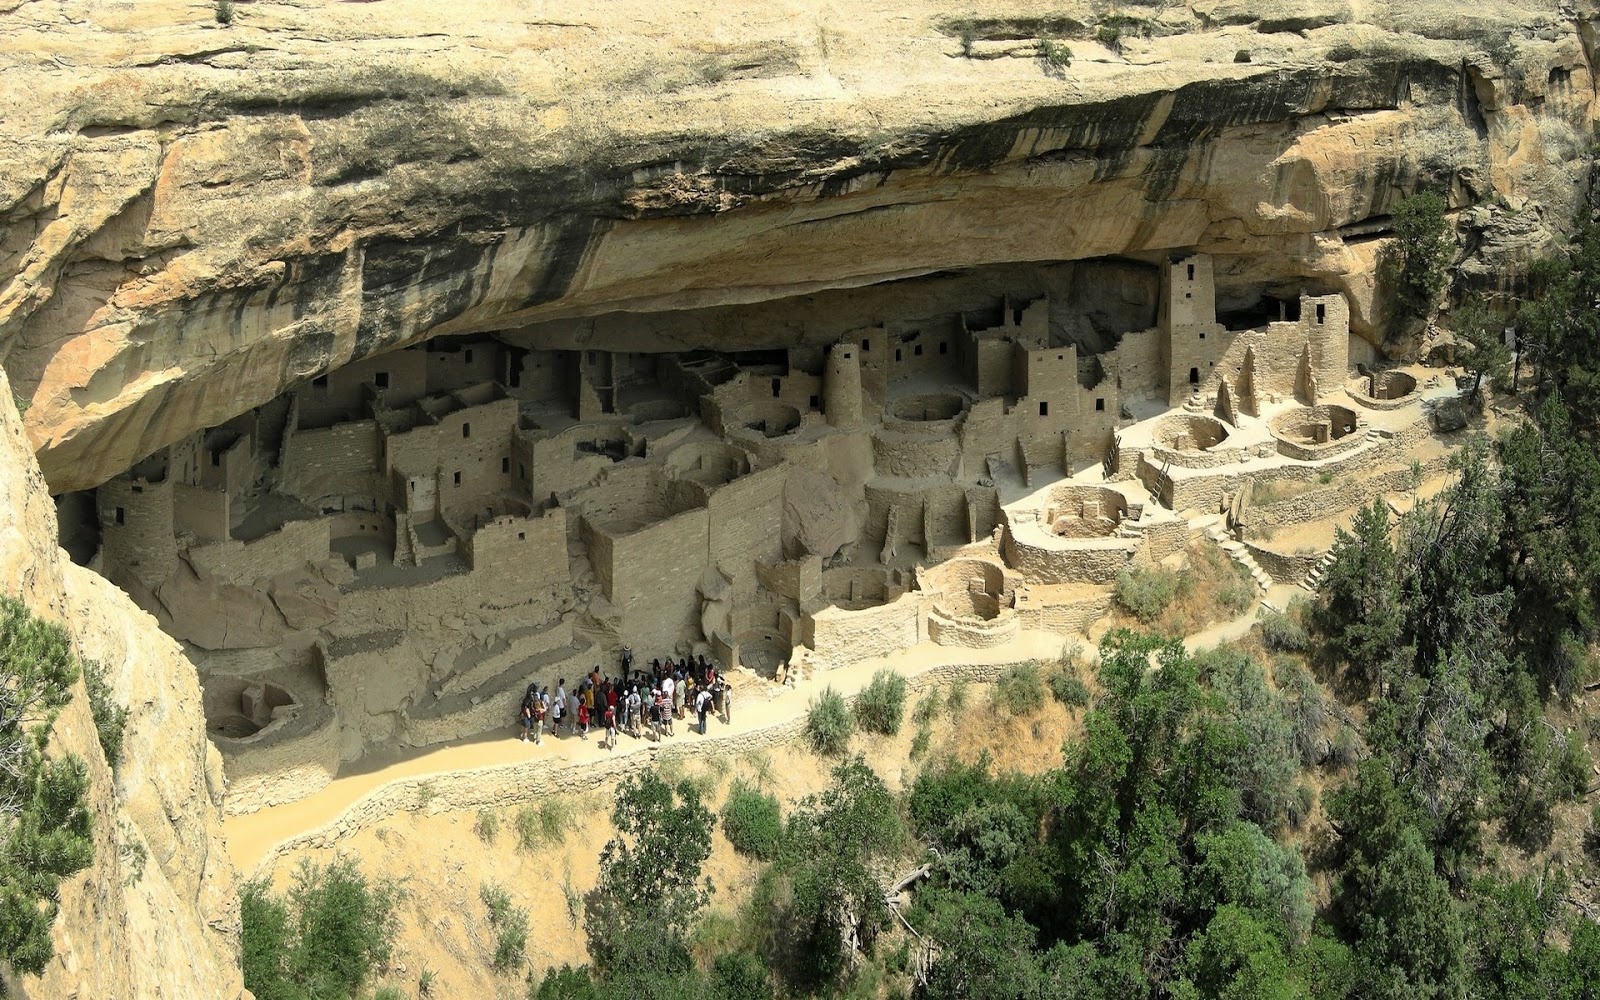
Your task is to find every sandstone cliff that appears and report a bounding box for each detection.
[0,368,243,998]
[0,0,1595,491]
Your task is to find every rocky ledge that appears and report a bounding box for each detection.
[1,0,1596,490]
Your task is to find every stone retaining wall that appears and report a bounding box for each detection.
[220,706,341,817]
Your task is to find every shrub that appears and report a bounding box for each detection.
[242,858,404,1000]
[1037,36,1072,67]
[480,881,513,926]
[945,677,969,717]
[480,876,531,972]
[1259,608,1310,652]
[1114,565,1185,623]
[721,778,783,860]
[80,657,128,772]
[473,808,498,844]
[854,669,907,736]
[515,800,576,852]
[909,723,932,761]
[994,662,1046,717]
[1048,667,1090,707]
[958,22,977,57]
[806,686,854,755]
[492,906,529,972]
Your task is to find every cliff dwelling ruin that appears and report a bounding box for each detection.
[53,252,1463,815]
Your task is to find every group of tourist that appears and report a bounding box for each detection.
[515,648,731,750]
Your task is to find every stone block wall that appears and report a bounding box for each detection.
[604,507,712,650]
[282,419,382,507]
[384,395,518,518]
[706,464,785,591]
[174,482,230,544]
[927,607,1019,648]
[188,519,331,587]
[465,508,567,590]
[1001,532,1134,585]
[1015,590,1113,634]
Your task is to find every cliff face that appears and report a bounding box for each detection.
[0,367,243,998]
[0,0,1595,491]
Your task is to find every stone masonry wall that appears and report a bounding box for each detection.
[187,518,332,587]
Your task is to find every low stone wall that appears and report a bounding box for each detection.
[219,705,341,817]
[1247,452,1454,528]
[188,519,331,586]
[243,658,1037,877]
[1244,542,1322,583]
[1014,591,1113,635]
[804,592,925,670]
[927,607,1019,648]
[1002,530,1134,584]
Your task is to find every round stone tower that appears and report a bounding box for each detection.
[823,341,865,429]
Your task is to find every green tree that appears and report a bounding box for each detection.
[755,756,903,992]
[1495,395,1600,696]
[1326,761,1467,998]
[1382,192,1452,322]
[1313,497,1405,691]
[586,771,715,978]
[0,596,92,990]
[1452,293,1511,399]
[1514,219,1600,429]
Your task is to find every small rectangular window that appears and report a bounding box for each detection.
[114,507,125,526]
[502,457,510,474]
[1096,398,1105,411]
[1039,401,1049,417]
[375,371,390,389]
[453,471,462,486]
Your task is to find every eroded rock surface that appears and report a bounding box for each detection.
[1,0,1594,490]
[0,365,243,998]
